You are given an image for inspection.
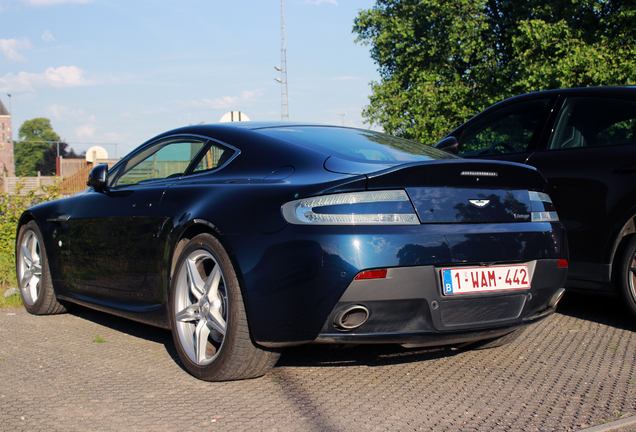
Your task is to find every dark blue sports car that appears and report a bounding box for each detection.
[16,123,568,381]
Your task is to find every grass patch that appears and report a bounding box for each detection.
[93,337,106,343]
[0,286,22,308]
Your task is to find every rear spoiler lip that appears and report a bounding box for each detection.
[365,159,548,193]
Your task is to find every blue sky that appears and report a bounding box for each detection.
[0,0,380,157]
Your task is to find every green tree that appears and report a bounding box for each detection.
[14,118,61,176]
[353,0,636,144]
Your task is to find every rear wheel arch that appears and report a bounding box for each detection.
[608,215,636,281]
[168,231,280,380]
[167,220,250,322]
[169,223,216,281]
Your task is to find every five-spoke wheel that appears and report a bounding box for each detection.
[18,226,43,306]
[169,233,280,381]
[16,221,66,315]
[173,249,228,365]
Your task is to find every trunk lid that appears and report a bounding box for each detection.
[366,160,547,224]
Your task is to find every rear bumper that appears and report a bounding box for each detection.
[229,222,567,346]
[307,259,566,346]
[313,308,552,346]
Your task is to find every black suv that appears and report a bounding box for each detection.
[442,87,636,317]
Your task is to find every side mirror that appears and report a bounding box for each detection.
[434,136,459,155]
[87,164,109,192]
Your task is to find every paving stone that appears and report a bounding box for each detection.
[1,290,635,431]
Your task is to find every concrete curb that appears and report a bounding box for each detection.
[580,415,636,432]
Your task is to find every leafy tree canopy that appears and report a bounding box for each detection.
[14,118,63,176]
[353,0,636,144]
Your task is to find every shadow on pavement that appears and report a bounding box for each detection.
[66,289,635,375]
[556,289,636,331]
[277,343,462,368]
[68,304,185,369]
[67,303,462,371]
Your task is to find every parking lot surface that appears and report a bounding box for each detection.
[1,290,636,432]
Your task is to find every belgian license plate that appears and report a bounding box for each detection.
[441,265,530,295]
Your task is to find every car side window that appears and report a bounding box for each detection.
[457,98,552,157]
[549,97,636,150]
[191,143,234,174]
[113,139,206,187]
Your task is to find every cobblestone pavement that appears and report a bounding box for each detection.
[1,289,635,432]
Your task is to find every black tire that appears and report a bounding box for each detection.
[16,221,67,315]
[618,235,636,319]
[169,233,280,381]
[461,327,526,350]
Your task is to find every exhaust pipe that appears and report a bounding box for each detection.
[334,305,369,331]
[548,288,566,309]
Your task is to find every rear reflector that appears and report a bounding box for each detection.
[558,259,568,268]
[354,269,388,280]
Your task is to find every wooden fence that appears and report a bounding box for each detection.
[1,158,121,196]
[58,164,93,195]
[2,173,57,194]
[57,157,88,179]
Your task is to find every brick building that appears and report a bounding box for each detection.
[0,97,15,177]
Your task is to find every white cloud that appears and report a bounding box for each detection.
[45,104,98,140]
[41,30,56,42]
[0,66,94,92]
[24,0,92,5]
[46,104,86,121]
[198,89,263,110]
[305,0,338,4]
[200,95,238,110]
[0,38,32,62]
[44,66,92,87]
[76,123,96,139]
[104,132,128,143]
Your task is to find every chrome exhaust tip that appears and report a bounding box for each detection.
[334,305,369,331]
[548,288,566,309]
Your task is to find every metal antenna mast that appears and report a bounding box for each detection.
[279,0,289,121]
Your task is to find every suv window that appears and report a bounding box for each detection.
[457,98,552,156]
[549,97,636,150]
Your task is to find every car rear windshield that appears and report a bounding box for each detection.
[254,126,457,164]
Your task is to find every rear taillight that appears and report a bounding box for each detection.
[282,190,420,225]
[529,191,559,222]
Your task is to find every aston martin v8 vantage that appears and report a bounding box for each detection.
[16,123,568,381]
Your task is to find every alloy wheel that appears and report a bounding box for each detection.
[18,230,43,306]
[174,250,228,365]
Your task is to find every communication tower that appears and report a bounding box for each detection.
[276,0,289,121]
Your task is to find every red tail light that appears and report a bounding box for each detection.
[558,259,568,268]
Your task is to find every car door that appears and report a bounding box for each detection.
[523,96,636,284]
[66,137,208,302]
[452,96,558,165]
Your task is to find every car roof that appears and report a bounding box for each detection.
[503,86,636,102]
[168,122,352,132]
